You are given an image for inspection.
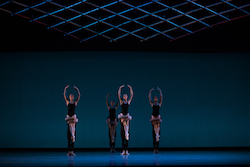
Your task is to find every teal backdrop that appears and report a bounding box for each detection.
[0,51,249,148]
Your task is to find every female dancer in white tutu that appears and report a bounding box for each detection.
[118,84,133,155]
[63,85,80,156]
[149,87,163,153]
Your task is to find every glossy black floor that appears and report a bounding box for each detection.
[0,148,250,167]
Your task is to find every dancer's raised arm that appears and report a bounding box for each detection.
[74,86,81,105]
[157,87,163,106]
[106,93,111,110]
[148,88,154,106]
[64,85,70,105]
[127,85,134,104]
[118,84,125,105]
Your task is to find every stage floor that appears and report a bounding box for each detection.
[0,149,250,167]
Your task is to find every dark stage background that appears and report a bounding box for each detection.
[0,52,249,148]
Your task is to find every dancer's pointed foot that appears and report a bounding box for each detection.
[67,151,76,156]
[120,150,126,155]
[125,150,130,155]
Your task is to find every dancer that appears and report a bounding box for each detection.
[118,84,133,155]
[149,87,163,153]
[63,85,80,156]
[106,93,119,152]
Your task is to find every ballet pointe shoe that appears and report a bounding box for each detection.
[110,148,116,153]
[120,150,126,155]
[125,150,130,155]
[153,149,159,153]
[67,151,76,156]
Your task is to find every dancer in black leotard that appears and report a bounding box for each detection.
[149,87,163,153]
[106,93,119,152]
[63,85,80,156]
[118,84,133,155]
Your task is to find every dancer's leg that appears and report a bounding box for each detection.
[108,124,112,150]
[113,125,117,138]
[121,118,130,154]
[111,125,115,143]
[112,119,118,151]
[156,115,161,137]
[121,140,125,155]
[67,125,75,156]
[123,120,130,140]
[67,125,71,150]
[69,123,76,142]
[153,123,158,136]
[112,119,118,139]
[110,119,117,143]
[120,124,126,155]
[152,124,156,152]
[107,118,114,144]
[66,115,78,143]
[125,140,130,155]
[108,119,117,152]
[69,123,75,136]
[155,123,160,153]
[113,126,116,150]
[153,123,160,142]
[155,141,159,153]
[157,123,160,137]
[106,118,111,127]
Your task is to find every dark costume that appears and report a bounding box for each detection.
[67,103,76,152]
[120,101,129,152]
[108,107,117,149]
[151,103,161,149]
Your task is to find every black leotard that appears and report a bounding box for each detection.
[108,107,116,121]
[121,102,129,115]
[68,103,75,117]
[152,103,160,117]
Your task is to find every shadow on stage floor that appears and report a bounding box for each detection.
[0,148,250,167]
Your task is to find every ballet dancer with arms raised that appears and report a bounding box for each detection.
[106,93,119,152]
[118,84,133,155]
[64,85,80,156]
[149,87,163,153]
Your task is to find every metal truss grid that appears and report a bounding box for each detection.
[0,0,249,42]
